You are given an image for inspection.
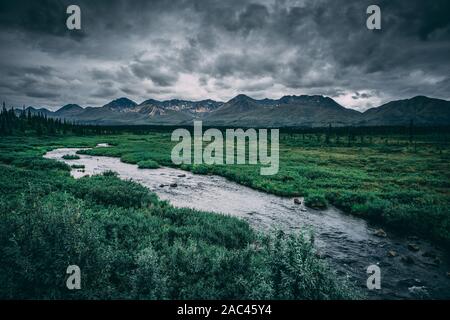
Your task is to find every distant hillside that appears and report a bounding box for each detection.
[54,104,84,117]
[360,96,450,126]
[203,94,361,127]
[15,95,450,127]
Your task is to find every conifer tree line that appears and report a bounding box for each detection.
[0,102,117,136]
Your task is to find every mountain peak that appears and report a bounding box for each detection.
[228,94,254,103]
[409,95,439,103]
[54,104,83,116]
[103,97,137,109]
[362,95,450,126]
[55,104,82,113]
[140,98,161,106]
[23,106,52,115]
[59,104,82,110]
[380,95,446,109]
[411,95,428,99]
[279,95,342,109]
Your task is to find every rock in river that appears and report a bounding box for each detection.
[170,183,178,188]
[374,229,387,238]
[407,243,420,252]
[408,286,429,298]
[387,250,398,258]
[293,198,301,205]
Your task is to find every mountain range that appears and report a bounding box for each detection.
[19,95,450,127]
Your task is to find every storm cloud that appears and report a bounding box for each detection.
[0,0,449,110]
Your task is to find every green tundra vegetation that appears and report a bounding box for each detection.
[0,113,357,299]
[0,111,449,298]
[0,141,356,299]
[74,128,450,247]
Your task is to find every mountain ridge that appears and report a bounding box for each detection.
[15,95,450,127]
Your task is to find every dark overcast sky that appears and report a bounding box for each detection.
[0,0,449,111]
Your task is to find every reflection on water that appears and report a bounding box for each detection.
[44,145,450,299]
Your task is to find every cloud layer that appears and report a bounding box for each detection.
[0,0,449,110]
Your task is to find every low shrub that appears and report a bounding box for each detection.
[137,160,160,169]
[11,157,70,171]
[68,172,158,208]
[0,186,358,299]
[305,193,328,210]
[62,154,80,160]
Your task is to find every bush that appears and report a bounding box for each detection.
[103,170,117,177]
[120,153,142,164]
[69,173,158,208]
[259,231,358,299]
[305,193,328,209]
[131,247,168,299]
[0,193,108,299]
[351,197,391,219]
[62,154,80,160]
[191,164,210,175]
[326,191,369,212]
[137,160,160,169]
[0,164,69,198]
[0,190,357,300]
[12,157,70,171]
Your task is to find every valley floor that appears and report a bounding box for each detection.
[0,133,357,299]
[35,130,450,246]
[0,130,449,299]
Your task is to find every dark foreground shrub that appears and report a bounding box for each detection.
[0,191,358,299]
[69,172,158,208]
